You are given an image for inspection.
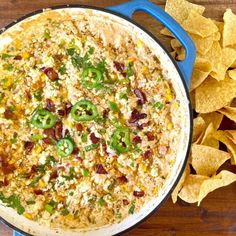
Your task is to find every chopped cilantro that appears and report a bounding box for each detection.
[81,168,89,177]
[3,64,13,71]
[81,133,87,143]
[28,174,43,187]
[1,54,12,60]
[61,208,69,216]
[109,101,119,113]
[33,89,43,101]
[119,92,128,100]
[26,200,36,205]
[88,47,94,54]
[44,29,51,39]
[128,203,135,214]
[62,167,76,180]
[10,132,18,144]
[66,48,75,56]
[58,64,67,75]
[0,192,25,215]
[45,200,57,214]
[126,62,133,77]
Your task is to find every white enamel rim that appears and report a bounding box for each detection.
[0,6,192,236]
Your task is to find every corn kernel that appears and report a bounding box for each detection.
[35,145,42,154]
[167,122,173,130]
[143,66,149,74]
[100,156,106,163]
[39,179,46,188]
[24,213,33,220]
[169,159,175,167]
[68,121,73,129]
[22,52,30,59]
[166,93,173,102]
[137,39,143,47]
[109,157,114,164]
[128,57,135,63]
[14,39,22,49]
[172,102,179,109]
[1,77,13,89]
[153,187,159,195]
[140,163,147,172]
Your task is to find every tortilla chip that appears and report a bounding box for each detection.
[195,76,236,113]
[212,130,236,164]
[190,58,212,91]
[178,175,209,203]
[228,69,236,80]
[191,144,231,176]
[198,170,236,205]
[223,9,236,47]
[176,48,186,61]
[200,123,219,149]
[192,117,206,142]
[190,91,195,109]
[225,130,236,144]
[218,106,236,123]
[160,28,173,37]
[171,164,190,203]
[199,112,223,130]
[182,10,218,38]
[165,0,205,24]
[189,33,214,55]
[170,39,181,50]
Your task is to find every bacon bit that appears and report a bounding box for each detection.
[43,128,55,139]
[24,141,34,154]
[46,98,55,112]
[113,61,125,72]
[57,109,65,116]
[103,108,110,119]
[50,171,58,180]
[146,131,155,141]
[30,165,37,174]
[137,121,151,130]
[4,108,14,119]
[0,154,16,175]
[55,121,63,140]
[43,137,51,145]
[72,147,79,155]
[34,189,43,195]
[75,123,83,132]
[133,190,145,197]
[102,143,108,155]
[159,146,168,155]
[133,135,142,144]
[64,102,72,115]
[0,177,9,187]
[76,157,83,162]
[143,149,153,160]
[94,164,107,174]
[42,67,59,81]
[90,133,100,144]
[14,55,22,60]
[117,176,128,185]
[121,72,127,78]
[64,129,70,137]
[134,88,147,105]
[25,90,32,100]
[123,199,129,205]
[129,109,147,123]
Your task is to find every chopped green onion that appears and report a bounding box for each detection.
[31,134,43,141]
[109,101,119,112]
[66,48,75,56]
[97,197,106,207]
[88,47,94,54]
[33,89,43,101]
[128,203,135,214]
[81,133,88,143]
[126,62,133,77]
[85,144,99,152]
[81,168,89,177]
[58,64,67,75]
[10,132,18,144]
[44,29,51,39]
[119,93,128,100]
[153,101,164,110]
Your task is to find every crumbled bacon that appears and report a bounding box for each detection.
[129,109,147,123]
[42,67,59,81]
[72,147,79,155]
[103,108,110,119]
[50,171,58,180]
[123,199,129,205]
[113,61,125,73]
[14,55,22,60]
[134,88,147,105]
[24,141,34,154]
[64,102,72,115]
[57,109,65,116]
[43,128,55,139]
[55,121,63,140]
[34,189,43,195]
[46,98,55,112]
[117,176,128,185]
[133,136,142,144]
[146,131,155,141]
[43,137,51,145]
[4,108,14,119]
[133,190,145,197]
[94,164,107,174]
[75,123,83,132]
[90,133,100,144]
[143,149,153,160]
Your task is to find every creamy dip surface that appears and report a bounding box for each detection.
[0,9,184,230]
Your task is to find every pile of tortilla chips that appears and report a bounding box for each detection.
[161,0,236,205]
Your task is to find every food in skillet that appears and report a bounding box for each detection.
[0,10,184,229]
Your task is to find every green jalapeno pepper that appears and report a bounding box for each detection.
[70,100,98,122]
[56,138,74,157]
[111,127,131,154]
[31,109,57,129]
[81,67,103,89]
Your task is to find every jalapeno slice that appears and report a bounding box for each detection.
[111,127,131,154]
[31,109,57,129]
[81,67,103,89]
[56,138,74,157]
[70,100,98,122]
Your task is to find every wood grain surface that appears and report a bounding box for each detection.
[0,1,236,236]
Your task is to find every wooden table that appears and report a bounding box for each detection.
[0,0,236,235]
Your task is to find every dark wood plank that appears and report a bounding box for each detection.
[0,1,236,236]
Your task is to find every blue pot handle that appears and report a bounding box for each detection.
[107,0,196,88]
